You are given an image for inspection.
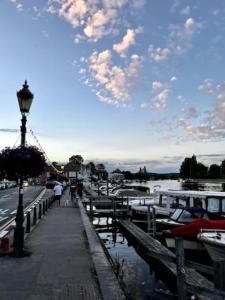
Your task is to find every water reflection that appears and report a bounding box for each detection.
[94,217,176,300]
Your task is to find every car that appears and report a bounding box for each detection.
[23,181,29,187]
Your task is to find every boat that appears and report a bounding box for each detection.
[198,230,225,261]
[156,207,211,232]
[163,219,225,251]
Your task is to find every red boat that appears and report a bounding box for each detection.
[163,219,225,251]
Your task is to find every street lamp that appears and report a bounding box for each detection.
[14,80,33,256]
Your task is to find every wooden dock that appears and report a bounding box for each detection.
[119,219,225,299]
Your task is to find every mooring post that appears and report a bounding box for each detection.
[90,197,93,217]
[147,205,151,235]
[98,182,100,195]
[113,198,116,219]
[126,197,129,215]
[175,237,187,300]
[152,206,156,238]
[107,179,109,196]
[214,259,225,291]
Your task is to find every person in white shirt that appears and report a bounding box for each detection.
[53,183,63,206]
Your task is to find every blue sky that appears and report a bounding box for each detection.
[1,0,225,172]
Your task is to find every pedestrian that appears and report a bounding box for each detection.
[53,182,63,206]
[77,181,83,199]
[69,180,77,206]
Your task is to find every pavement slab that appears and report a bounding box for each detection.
[0,190,102,300]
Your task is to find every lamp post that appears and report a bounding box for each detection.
[14,80,33,256]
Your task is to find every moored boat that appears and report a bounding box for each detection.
[198,230,225,261]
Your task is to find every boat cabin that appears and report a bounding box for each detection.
[156,190,225,216]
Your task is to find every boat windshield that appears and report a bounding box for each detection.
[222,199,225,212]
[170,209,183,221]
[178,210,202,223]
[207,198,220,212]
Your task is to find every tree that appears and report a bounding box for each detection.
[69,155,84,172]
[208,164,221,179]
[0,146,46,180]
[190,155,198,179]
[221,160,225,178]
[180,157,192,179]
[196,162,208,179]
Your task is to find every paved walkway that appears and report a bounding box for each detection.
[0,190,102,300]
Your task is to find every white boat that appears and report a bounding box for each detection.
[198,230,225,261]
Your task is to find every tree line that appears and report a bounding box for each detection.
[180,155,225,179]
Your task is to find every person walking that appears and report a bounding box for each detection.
[53,182,63,206]
[69,180,77,206]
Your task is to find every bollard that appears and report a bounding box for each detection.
[33,206,37,225]
[175,237,187,300]
[26,211,31,233]
[45,199,48,211]
[43,201,45,215]
[39,203,42,219]
[214,260,225,291]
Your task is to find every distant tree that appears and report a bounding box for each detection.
[0,146,46,180]
[143,166,147,174]
[112,168,122,173]
[208,164,221,179]
[180,157,192,179]
[221,160,225,178]
[122,171,133,180]
[89,161,97,175]
[190,155,198,179]
[196,162,208,179]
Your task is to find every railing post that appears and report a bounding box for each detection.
[39,203,42,219]
[126,197,129,215]
[26,211,31,233]
[214,260,225,291]
[45,199,48,211]
[175,237,187,300]
[33,206,37,225]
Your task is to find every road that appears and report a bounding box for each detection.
[0,186,45,228]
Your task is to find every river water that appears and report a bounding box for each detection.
[94,180,182,299]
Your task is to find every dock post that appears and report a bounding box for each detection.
[107,179,109,196]
[152,207,156,238]
[126,197,129,215]
[113,198,116,220]
[147,205,151,235]
[175,237,187,300]
[90,197,93,217]
[213,260,225,291]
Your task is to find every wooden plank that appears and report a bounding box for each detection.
[118,219,214,297]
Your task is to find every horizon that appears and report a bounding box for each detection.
[1,1,225,173]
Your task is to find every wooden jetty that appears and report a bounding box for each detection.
[119,219,225,299]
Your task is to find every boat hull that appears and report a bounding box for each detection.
[165,237,204,251]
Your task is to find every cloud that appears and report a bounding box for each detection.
[150,77,177,110]
[148,46,171,62]
[47,0,144,42]
[0,129,19,133]
[113,27,143,57]
[9,0,23,11]
[149,17,201,63]
[180,6,191,15]
[81,50,142,107]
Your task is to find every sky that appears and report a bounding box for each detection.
[1,0,225,173]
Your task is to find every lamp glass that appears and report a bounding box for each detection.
[18,97,33,113]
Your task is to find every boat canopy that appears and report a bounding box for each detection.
[157,189,225,199]
[165,219,225,239]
